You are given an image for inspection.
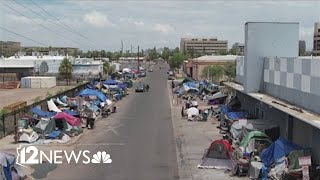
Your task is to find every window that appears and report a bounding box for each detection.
[255,106,265,119]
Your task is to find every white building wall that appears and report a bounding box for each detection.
[244,22,299,93]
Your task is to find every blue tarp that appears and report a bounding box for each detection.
[260,137,303,167]
[174,88,185,95]
[63,109,80,117]
[183,81,198,88]
[78,88,107,102]
[103,79,119,85]
[60,96,68,103]
[48,130,61,139]
[220,105,232,114]
[226,112,247,120]
[32,108,57,118]
[118,84,127,89]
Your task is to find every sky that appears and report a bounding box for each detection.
[0,0,319,52]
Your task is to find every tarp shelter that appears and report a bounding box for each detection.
[239,131,272,153]
[103,79,119,85]
[53,112,81,126]
[260,137,303,167]
[183,84,199,93]
[33,118,56,134]
[198,140,233,170]
[0,152,18,180]
[47,99,62,112]
[32,108,57,118]
[122,68,131,73]
[63,109,80,117]
[118,84,127,89]
[226,112,247,120]
[181,77,193,84]
[78,88,107,102]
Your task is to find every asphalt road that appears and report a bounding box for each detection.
[43,63,179,180]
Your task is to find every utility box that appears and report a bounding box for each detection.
[21,76,56,88]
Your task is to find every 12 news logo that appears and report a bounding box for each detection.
[16,145,112,167]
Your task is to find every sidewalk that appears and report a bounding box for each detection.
[168,82,244,180]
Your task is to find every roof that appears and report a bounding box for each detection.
[6,55,65,61]
[224,82,320,130]
[193,55,240,62]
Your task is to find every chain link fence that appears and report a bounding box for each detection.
[0,83,88,139]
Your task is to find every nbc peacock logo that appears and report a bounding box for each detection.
[91,151,112,163]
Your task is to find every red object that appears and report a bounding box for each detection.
[207,139,233,159]
[53,112,81,126]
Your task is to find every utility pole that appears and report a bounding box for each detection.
[137,46,140,72]
[121,40,123,55]
[130,45,133,57]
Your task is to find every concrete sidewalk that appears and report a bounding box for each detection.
[168,82,245,180]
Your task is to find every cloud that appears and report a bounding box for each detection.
[119,17,144,27]
[83,11,114,27]
[152,24,174,34]
[134,21,144,26]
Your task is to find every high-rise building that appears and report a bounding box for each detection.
[180,37,228,55]
[313,22,320,56]
[0,41,21,57]
[299,40,306,56]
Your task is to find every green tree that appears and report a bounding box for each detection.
[224,62,236,80]
[217,50,228,55]
[103,62,116,76]
[169,53,186,71]
[106,51,114,60]
[174,47,180,53]
[162,47,170,62]
[201,65,224,83]
[229,48,238,55]
[101,50,107,58]
[149,47,158,60]
[59,58,73,85]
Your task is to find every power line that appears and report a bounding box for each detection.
[13,0,86,46]
[0,1,84,47]
[0,26,49,47]
[30,0,95,44]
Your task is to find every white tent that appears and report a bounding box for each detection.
[187,107,199,118]
[47,99,62,112]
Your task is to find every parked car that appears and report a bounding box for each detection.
[135,84,146,92]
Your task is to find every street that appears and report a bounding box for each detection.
[43,63,179,180]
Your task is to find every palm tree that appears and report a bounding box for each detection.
[103,62,116,77]
[59,58,73,85]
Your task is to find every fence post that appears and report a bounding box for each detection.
[14,111,17,143]
[2,114,5,137]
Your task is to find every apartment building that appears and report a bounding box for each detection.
[180,37,228,54]
[313,22,320,56]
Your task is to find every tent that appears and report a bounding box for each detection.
[226,111,247,120]
[0,152,19,180]
[53,112,81,126]
[78,88,107,102]
[31,108,57,118]
[239,131,272,153]
[198,140,233,170]
[33,118,56,134]
[260,137,303,167]
[186,107,199,117]
[103,79,119,85]
[18,130,39,143]
[47,99,62,112]
[63,109,80,117]
[122,68,131,73]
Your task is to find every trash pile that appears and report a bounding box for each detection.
[15,76,134,144]
[198,95,319,179]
